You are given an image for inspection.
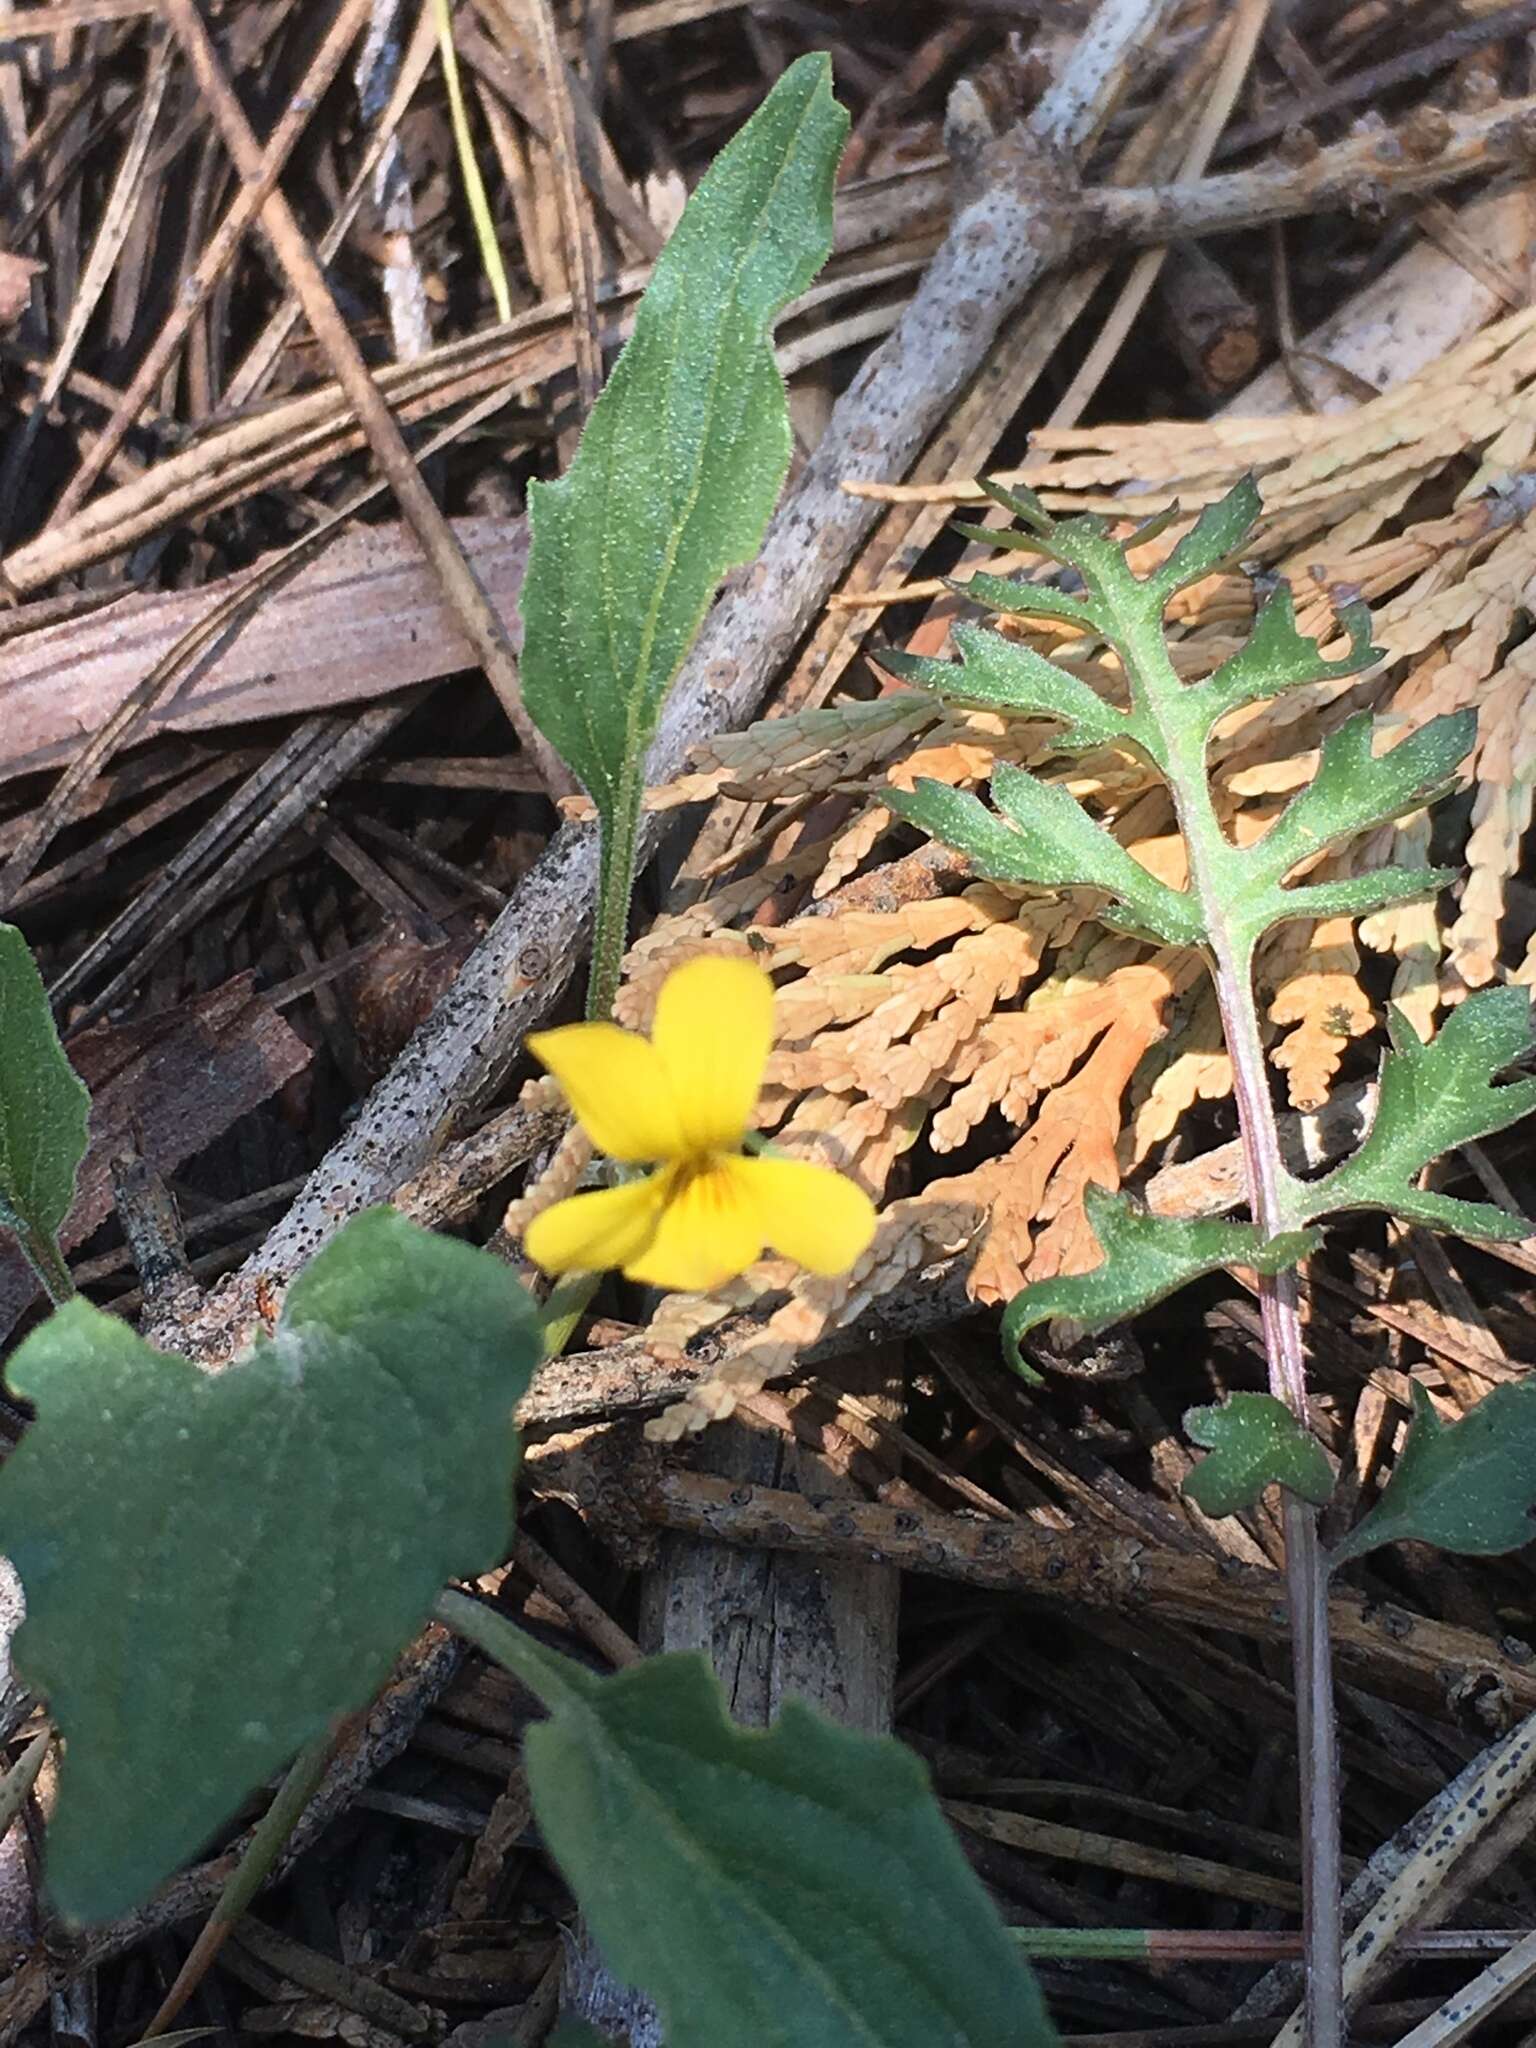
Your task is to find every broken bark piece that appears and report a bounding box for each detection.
[0,519,529,790]
[1159,241,1262,394]
[0,252,41,331]
[0,975,311,1343]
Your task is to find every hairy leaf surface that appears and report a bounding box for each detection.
[1003,1187,1316,1372]
[521,56,845,826]
[0,1209,543,1925]
[1183,1393,1334,1515]
[524,1650,1062,2048]
[1201,583,1377,716]
[1238,711,1472,903]
[1302,988,1536,1238]
[890,770,1202,946]
[1150,477,1261,598]
[885,625,1133,751]
[1332,1382,1536,1564]
[1260,866,1458,932]
[0,923,88,1254]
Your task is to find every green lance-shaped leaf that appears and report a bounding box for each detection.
[1261,865,1460,933]
[1236,711,1473,907]
[882,624,1132,751]
[0,923,89,1279]
[1301,987,1536,1240]
[976,475,1054,535]
[1331,1381,1536,1565]
[1202,582,1377,718]
[950,569,1102,633]
[1183,1393,1335,1516]
[1148,476,1262,600]
[520,55,846,827]
[0,1208,544,1926]
[889,765,1203,947]
[523,1650,1063,2048]
[952,486,1172,584]
[949,521,1057,559]
[1001,1186,1318,1375]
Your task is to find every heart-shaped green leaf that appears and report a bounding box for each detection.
[0,1208,543,1925]
[1332,1381,1536,1565]
[0,922,88,1280]
[1183,1393,1335,1515]
[523,1648,1062,2048]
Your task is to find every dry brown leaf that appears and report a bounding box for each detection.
[1359,814,1444,1040]
[813,802,893,898]
[500,1120,592,1244]
[1447,647,1536,988]
[562,695,939,820]
[1124,981,1231,1171]
[2,518,531,787]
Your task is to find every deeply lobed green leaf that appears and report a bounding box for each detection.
[1183,1393,1335,1516]
[1300,987,1536,1239]
[1331,1381,1536,1565]
[1200,584,1377,717]
[889,769,1203,947]
[948,570,1101,632]
[976,476,1053,534]
[0,1209,544,1925]
[0,923,89,1252]
[525,1650,1062,2048]
[1260,866,1459,932]
[1148,477,1261,599]
[1002,1187,1317,1375]
[1233,710,1472,918]
[887,476,1535,1382]
[882,624,1133,751]
[520,55,846,829]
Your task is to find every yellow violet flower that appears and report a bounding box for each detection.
[524,955,877,1294]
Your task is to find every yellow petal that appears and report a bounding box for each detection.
[527,1022,684,1162]
[524,1174,666,1275]
[650,955,774,1153]
[729,1154,877,1276]
[622,1160,767,1294]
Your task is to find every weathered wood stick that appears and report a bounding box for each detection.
[250,0,1176,1289]
[638,1467,1536,1724]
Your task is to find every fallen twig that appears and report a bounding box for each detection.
[246,0,1179,1291]
[633,1466,1536,1722]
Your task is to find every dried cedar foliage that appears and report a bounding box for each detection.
[579,310,1536,1430]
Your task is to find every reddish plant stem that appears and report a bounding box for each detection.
[1211,942,1343,2048]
